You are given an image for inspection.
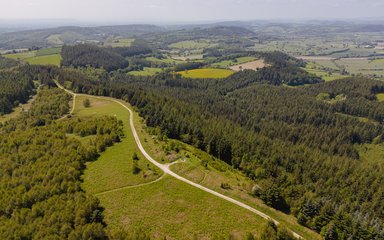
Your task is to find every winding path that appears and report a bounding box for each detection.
[56,82,303,239]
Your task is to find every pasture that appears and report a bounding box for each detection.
[178,68,234,79]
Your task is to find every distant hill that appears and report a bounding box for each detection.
[0,24,164,49]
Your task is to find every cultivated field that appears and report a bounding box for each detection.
[178,68,234,79]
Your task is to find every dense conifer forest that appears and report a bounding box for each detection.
[0,69,34,115]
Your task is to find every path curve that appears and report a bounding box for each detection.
[94,161,180,196]
[55,82,303,239]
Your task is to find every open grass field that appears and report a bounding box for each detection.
[229,59,266,71]
[98,176,266,239]
[128,67,163,76]
[4,48,61,67]
[377,93,384,102]
[74,94,271,239]
[178,68,234,79]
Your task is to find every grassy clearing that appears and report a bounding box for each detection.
[75,94,270,239]
[128,67,163,76]
[0,94,36,124]
[97,176,265,240]
[377,93,384,102]
[178,68,234,79]
[77,95,162,195]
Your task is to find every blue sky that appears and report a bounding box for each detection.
[0,0,383,22]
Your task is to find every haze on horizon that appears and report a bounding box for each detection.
[0,0,383,24]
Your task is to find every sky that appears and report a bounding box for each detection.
[0,0,383,23]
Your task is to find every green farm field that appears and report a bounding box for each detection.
[178,68,234,79]
[5,48,61,66]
